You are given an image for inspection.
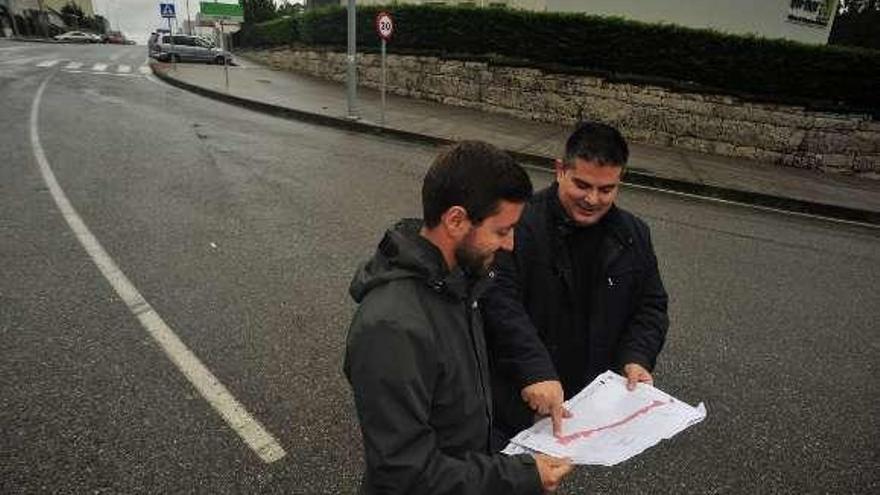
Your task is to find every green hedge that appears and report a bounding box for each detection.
[234,5,880,112]
[235,16,299,47]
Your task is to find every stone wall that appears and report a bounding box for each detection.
[242,47,880,177]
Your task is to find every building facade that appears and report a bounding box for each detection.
[347,0,839,45]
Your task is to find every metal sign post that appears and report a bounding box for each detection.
[381,39,386,125]
[220,21,229,92]
[160,3,177,69]
[375,12,394,126]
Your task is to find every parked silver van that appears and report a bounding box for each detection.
[155,34,232,64]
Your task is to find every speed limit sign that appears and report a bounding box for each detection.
[376,11,394,41]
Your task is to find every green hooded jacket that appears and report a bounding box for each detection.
[344,219,542,495]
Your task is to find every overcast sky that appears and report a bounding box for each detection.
[93,0,300,44]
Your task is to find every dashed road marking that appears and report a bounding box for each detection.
[117,64,131,73]
[37,60,59,67]
[92,63,108,72]
[65,62,83,69]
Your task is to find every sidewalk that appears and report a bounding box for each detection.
[150,58,880,226]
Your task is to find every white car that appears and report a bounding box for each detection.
[155,34,232,64]
[54,31,100,43]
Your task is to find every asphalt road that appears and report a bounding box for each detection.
[1,40,878,494]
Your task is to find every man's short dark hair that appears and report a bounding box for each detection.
[563,121,629,168]
[422,141,533,228]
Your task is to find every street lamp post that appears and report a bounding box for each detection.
[346,0,357,119]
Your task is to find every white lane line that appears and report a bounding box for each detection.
[3,57,39,65]
[28,75,288,464]
[144,73,165,87]
[37,60,59,67]
[92,62,108,72]
[65,62,83,69]
[117,64,131,73]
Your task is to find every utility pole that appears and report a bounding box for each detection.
[7,0,20,37]
[185,0,191,34]
[36,0,48,38]
[346,0,357,119]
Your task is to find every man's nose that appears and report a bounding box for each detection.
[501,231,515,251]
[583,188,598,205]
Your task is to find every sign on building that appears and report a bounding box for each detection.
[199,1,244,23]
[787,0,835,27]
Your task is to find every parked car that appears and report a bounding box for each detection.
[154,34,232,64]
[103,31,126,44]
[54,31,101,43]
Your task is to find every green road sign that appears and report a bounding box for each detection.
[200,2,244,22]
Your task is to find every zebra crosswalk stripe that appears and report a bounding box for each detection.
[117,65,131,73]
[37,60,59,68]
[65,62,83,69]
[92,63,108,72]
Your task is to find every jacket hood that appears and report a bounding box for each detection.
[350,219,467,303]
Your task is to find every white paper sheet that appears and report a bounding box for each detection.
[502,371,706,466]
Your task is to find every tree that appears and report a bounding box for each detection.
[240,0,278,24]
[277,1,304,17]
[60,2,85,28]
[830,0,880,49]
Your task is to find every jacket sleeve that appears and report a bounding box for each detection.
[616,223,669,371]
[345,316,542,495]
[482,225,558,389]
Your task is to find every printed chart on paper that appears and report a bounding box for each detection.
[503,371,706,466]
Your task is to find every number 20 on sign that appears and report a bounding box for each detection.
[376,12,394,41]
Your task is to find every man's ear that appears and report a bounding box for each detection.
[554,158,566,181]
[440,206,470,240]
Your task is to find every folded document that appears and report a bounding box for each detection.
[502,370,706,466]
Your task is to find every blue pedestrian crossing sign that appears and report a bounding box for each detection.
[160,3,176,18]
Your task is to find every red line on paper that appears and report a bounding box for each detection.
[556,398,673,446]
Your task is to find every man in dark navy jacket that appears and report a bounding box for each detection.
[483,122,669,444]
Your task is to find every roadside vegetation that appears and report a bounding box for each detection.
[234,3,879,112]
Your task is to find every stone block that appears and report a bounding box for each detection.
[661,96,714,116]
[854,131,880,153]
[711,141,738,157]
[543,92,580,120]
[810,116,859,131]
[437,60,466,76]
[800,130,859,154]
[362,67,382,83]
[672,136,713,154]
[781,153,820,169]
[858,120,880,132]
[629,91,664,108]
[852,154,880,172]
[752,149,784,164]
[749,123,795,152]
[818,153,855,170]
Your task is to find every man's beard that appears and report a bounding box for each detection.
[455,234,492,278]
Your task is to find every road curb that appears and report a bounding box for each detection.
[151,64,880,227]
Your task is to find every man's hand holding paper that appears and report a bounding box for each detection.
[504,371,706,466]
